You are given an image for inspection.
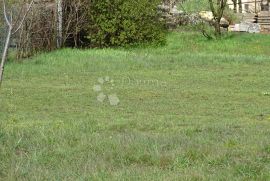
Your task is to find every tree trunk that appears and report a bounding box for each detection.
[238,0,242,13]
[0,27,12,87]
[57,0,63,48]
[214,21,221,37]
[233,0,237,13]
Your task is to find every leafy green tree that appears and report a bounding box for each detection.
[208,0,227,37]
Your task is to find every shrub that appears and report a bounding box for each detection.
[86,0,166,47]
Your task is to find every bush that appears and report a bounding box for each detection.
[86,0,166,47]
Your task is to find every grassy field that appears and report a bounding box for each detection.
[1,32,270,180]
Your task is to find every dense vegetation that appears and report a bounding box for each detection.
[1,32,270,180]
[86,0,166,47]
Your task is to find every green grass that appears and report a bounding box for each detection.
[1,32,270,180]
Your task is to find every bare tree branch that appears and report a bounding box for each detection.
[0,0,35,87]
[2,0,11,27]
[12,0,34,34]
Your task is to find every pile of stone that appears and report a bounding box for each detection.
[229,23,261,33]
[158,4,185,29]
[183,13,202,25]
[157,4,231,30]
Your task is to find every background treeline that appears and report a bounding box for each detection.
[2,0,166,58]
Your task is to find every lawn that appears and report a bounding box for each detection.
[0,32,270,180]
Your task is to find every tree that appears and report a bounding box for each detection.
[57,0,63,48]
[232,0,237,13]
[0,0,34,87]
[208,0,227,37]
[230,0,242,13]
[238,0,242,13]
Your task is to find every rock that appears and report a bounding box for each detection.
[229,22,261,33]
[240,22,261,33]
[220,18,229,28]
[239,23,250,31]
[199,11,214,21]
[170,5,183,16]
[246,23,261,33]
